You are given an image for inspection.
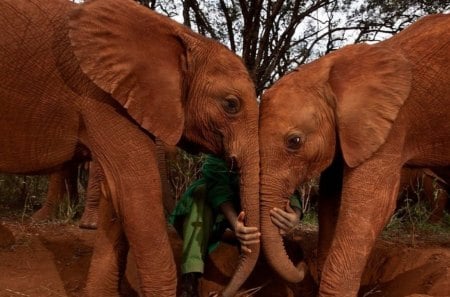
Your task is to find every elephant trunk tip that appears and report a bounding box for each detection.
[279,260,307,283]
[263,236,307,283]
[294,261,308,283]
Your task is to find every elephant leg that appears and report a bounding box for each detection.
[317,155,343,278]
[82,101,177,296]
[84,184,128,297]
[317,195,340,278]
[319,160,401,297]
[32,168,67,221]
[79,161,102,230]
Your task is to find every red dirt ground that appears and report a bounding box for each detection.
[0,217,449,297]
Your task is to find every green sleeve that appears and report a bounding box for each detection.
[289,190,302,210]
[202,155,238,211]
[168,178,206,225]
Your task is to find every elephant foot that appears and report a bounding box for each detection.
[0,224,15,248]
[31,208,52,222]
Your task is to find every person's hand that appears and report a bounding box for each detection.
[270,201,301,236]
[234,211,260,254]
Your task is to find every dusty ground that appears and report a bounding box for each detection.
[0,216,449,297]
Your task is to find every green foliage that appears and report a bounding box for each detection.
[55,192,86,223]
[442,211,450,228]
[296,173,449,242]
[383,177,450,243]
[0,172,86,222]
[301,208,318,226]
[297,177,319,215]
[0,174,48,214]
[383,210,450,245]
[167,150,205,203]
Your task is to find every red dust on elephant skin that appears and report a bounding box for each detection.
[0,220,448,297]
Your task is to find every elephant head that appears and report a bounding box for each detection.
[259,43,411,282]
[68,0,259,294]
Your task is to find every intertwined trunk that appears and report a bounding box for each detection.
[221,137,260,297]
[260,175,305,283]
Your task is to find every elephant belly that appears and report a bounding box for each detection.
[0,93,81,174]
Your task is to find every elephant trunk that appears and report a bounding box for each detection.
[260,176,306,283]
[220,146,260,297]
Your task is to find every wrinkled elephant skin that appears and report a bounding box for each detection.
[259,14,450,297]
[0,0,260,296]
[33,139,176,230]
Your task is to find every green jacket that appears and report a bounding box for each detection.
[168,154,301,251]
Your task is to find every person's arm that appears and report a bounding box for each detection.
[202,155,260,253]
[270,196,302,236]
[220,202,260,253]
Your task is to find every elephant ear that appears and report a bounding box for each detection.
[68,0,186,145]
[328,44,412,167]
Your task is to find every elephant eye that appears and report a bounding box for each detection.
[222,95,241,115]
[285,134,303,151]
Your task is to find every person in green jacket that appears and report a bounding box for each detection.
[169,154,302,297]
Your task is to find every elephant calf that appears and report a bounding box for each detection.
[0,0,260,296]
[259,14,450,297]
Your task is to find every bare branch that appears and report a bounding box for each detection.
[219,0,237,52]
